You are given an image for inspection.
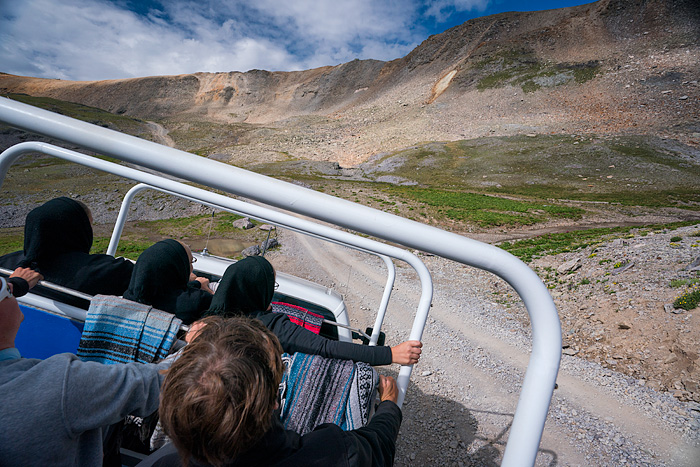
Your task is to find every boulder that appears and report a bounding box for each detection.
[232,217,254,229]
[612,261,635,275]
[557,258,582,274]
[261,238,279,252]
[242,245,261,257]
[687,256,700,271]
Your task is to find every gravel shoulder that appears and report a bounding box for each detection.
[267,224,700,466]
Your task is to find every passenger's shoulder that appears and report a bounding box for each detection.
[87,253,134,265]
[0,250,24,268]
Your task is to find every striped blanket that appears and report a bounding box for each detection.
[76,295,181,364]
[271,302,323,334]
[279,352,378,435]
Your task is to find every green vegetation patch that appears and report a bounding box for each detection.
[498,221,700,262]
[4,93,147,134]
[670,278,699,288]
[674,287,700,311]
[0,231,23,257]
[135,211,252,237]
[384,186,583,227]
[363,135,700,209]
[90,237,154,261]
[469,49,599,93]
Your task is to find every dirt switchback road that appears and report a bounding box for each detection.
[268,228,700,466]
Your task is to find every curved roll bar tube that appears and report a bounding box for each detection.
[0,142,431,406]
[0,97,561,467]
[109,183,401,348]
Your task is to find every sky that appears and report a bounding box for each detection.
[0,0,594,82]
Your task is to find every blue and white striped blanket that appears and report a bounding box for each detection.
[77,295,181,364]
[279,352,378,435]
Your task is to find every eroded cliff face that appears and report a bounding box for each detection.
[1,0,698,165]
[0,59,389,124]
[188,59,388,123]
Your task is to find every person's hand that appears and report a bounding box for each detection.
[195,276,214,294]
[390,340,422,365]
[377,375,398,403]
[10,268,43,290]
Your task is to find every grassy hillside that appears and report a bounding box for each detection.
[250,133,700,229]
[2,93,150,135]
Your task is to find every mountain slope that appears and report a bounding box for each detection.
[1,0,698,166]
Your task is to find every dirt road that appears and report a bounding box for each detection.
[268,228,700,466]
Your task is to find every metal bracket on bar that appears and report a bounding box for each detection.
[322,319,372,341]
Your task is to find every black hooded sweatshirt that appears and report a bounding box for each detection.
[123,239,212,325]
[206,256,392,366]
[0,197,133,296]
[135,401,401,467]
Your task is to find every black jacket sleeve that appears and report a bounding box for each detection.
[174,287,214,325]
[69,254,135,296]
[7,276,29,297]
[343,401,402,467]
[255,312,393,366]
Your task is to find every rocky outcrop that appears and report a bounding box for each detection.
[2,0,697,124]
[1,0,698,168]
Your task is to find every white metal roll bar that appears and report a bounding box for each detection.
[109,182,403,347]
[0,141,432,405]
[0,267,93,301]
[0,96,561,467]
[0,267,193,333]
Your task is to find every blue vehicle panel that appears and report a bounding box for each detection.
[15,305,84,359]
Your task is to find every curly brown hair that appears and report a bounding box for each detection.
[159,316,284,466]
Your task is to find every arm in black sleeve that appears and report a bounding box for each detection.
[7,276,29,297]
[344,401,402,467]
[174,287,213,325]
[255,312,393,366]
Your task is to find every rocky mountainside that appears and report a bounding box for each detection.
[1,0,698,166]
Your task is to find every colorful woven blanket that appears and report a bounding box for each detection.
[77,295,181,364]
[271,301,323,334]
[279,352,378,435]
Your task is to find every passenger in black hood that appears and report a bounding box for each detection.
[0,197,133,297]
[123,239,213,325]
[205,256,422,367]
[206,255,274,317]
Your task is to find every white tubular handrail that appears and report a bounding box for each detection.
[0,96,561,467]
[108,183,400,346]
[0,267,93,301]
[0,142,431,407]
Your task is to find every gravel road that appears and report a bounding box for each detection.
[268,228,700,466]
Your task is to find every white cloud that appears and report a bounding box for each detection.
[0,0,438,81]
[424,0,491,22]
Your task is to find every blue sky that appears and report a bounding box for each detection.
[0,0,594,81]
